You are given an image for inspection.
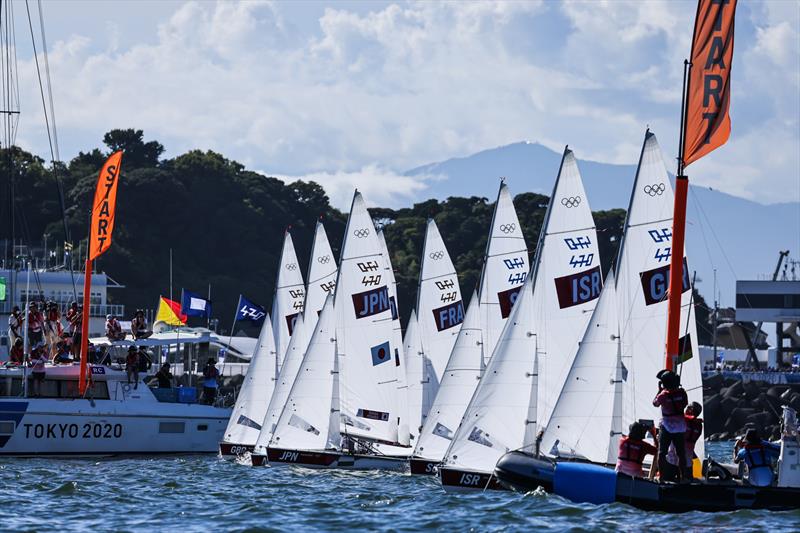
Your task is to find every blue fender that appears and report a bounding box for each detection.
[553,462,617,504]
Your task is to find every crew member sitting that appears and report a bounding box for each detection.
[53,342,72,364]
[653,369,689,482]
[125,346,139,389]
[666,401,704,481]
[131,310,152,340]
[154,363,173,389]
[616,421,658,478]
[733,428,781,487]
[106,314,126,342]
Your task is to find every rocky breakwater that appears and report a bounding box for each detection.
[703,373,800,442]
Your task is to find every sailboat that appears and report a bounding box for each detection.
[403,310,426,444]
[439,149,601,490]
[411,291,482,475]
[266,191,408,470]
[251,220,337,466]
[410,219,464,437]
[271,230,306,366]
[218,318,277,457]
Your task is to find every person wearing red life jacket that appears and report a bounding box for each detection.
[616,421,658,478]
[653,369,689,482]
[44,301,63,356]
[666,401,704,481]
[27,302,44,347]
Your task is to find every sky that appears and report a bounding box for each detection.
[7,0,800,209]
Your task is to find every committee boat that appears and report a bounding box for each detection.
[0,362,230,456]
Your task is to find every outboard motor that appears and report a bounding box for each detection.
[777,406,800,488]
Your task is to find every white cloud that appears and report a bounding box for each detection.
[9,0,800,205]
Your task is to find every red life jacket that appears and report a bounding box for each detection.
[47,308,59,321]
[685,416,703,444]
[618,437,648,464]
[658,388,688,417]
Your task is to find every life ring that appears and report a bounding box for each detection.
[122,383,131,393]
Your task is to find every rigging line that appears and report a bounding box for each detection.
[36,0,57,160]
[24,0,77,301]
[689,186,738,280]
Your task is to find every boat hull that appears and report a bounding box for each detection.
[218,442,255,458]
[494,451,800,512]
[439,466,506,492]
[410,457,439,475]
[267,447,407,471]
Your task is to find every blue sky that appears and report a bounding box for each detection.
[10,0,800,208]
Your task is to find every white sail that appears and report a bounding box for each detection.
[479,183,528,362]
[253,313,309,454]
[271,230,306,366]
[540,272,621,464]
[616,131,704,458]
[403,310,426,441]
[531,149,601,431]
[270,297,340,452]
[335,192,401,445]
[441,278,537,473]
[305,221,338,320]
[414,291,482,462]
[222,317,277,446]
[417,218,464,389]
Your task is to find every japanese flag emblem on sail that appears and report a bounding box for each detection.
[370,341,391,366]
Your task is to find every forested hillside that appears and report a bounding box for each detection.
[0,129,710,342]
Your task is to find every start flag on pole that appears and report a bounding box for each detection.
[235,295,267,323]
[156,296,187,326]
[181,289,212,319]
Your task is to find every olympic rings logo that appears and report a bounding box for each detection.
[499,223,516,234]
[644,183,665,196]
[429,251,444,260]
[561,196,581,208]
[285,263,298,271]
[317,255,331,264]
[353,228,370,238]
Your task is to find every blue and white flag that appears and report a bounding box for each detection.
[235,295,267,323]
[181,289,211,318]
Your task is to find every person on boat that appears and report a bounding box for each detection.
[68,305,82,358]
[653,369,689,482]
[53,342,72,364]
[125,347,139,389]
[734,429,781,487]
[29,346,48,397]
[616,421,658,478]
[8,306,22,346]
[9,338,24,365]
[137,346,152,373]
[666,401,704,481]
[27,302,44,348]
[106,314,125,342]
[154,363,173,389]
[201,358,220,405]
[131,310,152,340]
[44,301,63,356]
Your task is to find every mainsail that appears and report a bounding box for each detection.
[414,291,482,463]
[270,296,340,452]
[478,183,528,363]
[271,230,306,367]
[403,310,426,441]
[254,313,309,453]
[305,221,338,320]
[335,192,401,445]
[416,219,463,394]
[616,131,704,458]
[222,317,277,446]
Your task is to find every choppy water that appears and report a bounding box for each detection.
[1,442,796,531]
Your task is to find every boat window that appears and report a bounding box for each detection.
[0,378,22,397]
[59,380,110,400]
[0,421,15,435]
[197,424,208,431]
[35,379,60,398]
[159,422,185,434]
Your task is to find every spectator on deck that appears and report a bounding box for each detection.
[154,363,173,389]
[8,306,22,346]
[137,346,152,374]
[53,342,72,364]
[44,301,63,356]
[106,314,125,342]
[9,338,24,365]
[131,309,152,340]
[29,346,48,397]
[69,306,83,358]
[202,358,220,405]
[27,302,44,347]
[125,347,139,389]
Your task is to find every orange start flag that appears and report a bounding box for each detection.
[89,151,124,260]
[683,0,738,167]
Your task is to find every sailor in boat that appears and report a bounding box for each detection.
[131,309,152,340]
[665,402,703,481]
[106,314,126,342]
[125,347,140,389]
[8,305,22,346]
[652,369,689,482]
[615,421,658,478]
[27,301,44,348]
[733,429,781,487]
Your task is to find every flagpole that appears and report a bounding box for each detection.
[207,283,211,329]
[224,295,242,377]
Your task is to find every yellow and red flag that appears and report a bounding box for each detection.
[156,296,188,326]
[89,151,123,260]
[683,0,737,167]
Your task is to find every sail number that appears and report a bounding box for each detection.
[23,423,123,439]
[554,266,602,309]
[352,286,391,319]
[639,258,690,306]
[433,301,464,331]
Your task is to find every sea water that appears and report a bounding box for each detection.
[0,442,796,531]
